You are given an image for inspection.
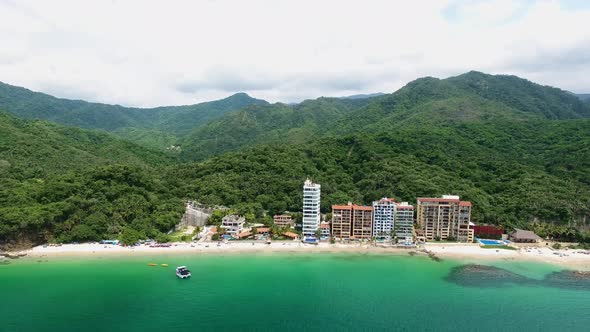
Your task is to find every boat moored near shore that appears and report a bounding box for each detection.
[176,266,191,279]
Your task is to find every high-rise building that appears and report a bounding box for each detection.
[302,179,321,239]
[352,206,373,239]
[332,204,352,239]
[332,203,373,240]
[372,198,415,243]
[395,202,414,243]
[416,195,474,242]
[372,197,396,240]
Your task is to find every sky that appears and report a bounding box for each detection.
[1,0,589,107]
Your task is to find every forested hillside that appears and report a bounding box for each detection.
[0,165,184,247]
[170,120,590,228]
[0,82,267,149]
[1,71,590,248]
[179,72,590,160]
[0,112,181,248]
[0,111,171,179]
[180,97,378,160]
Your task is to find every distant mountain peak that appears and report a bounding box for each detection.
[227,92,251,98]
[339,93,386,100]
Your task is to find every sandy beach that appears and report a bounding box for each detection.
[6,241,589,270]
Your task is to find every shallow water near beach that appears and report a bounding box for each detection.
[1,253,589,332]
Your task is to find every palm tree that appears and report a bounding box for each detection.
[314,228,322,239]
[389,229,396,244]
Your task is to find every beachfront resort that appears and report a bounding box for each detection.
[10,178,590,268]
[195,179,548,248]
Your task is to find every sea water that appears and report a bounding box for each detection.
[1,253,589,331]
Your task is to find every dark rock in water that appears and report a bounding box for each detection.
[445,264,534,288]
[446,264,590,291]
[543,270,590,291]
[1,252,27,259]
[417,249,442,262]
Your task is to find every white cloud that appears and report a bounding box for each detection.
[0,0,589,107]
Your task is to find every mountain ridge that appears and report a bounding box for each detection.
[0,81,268,148]
[2,71,590,247]
[178,71,590,161]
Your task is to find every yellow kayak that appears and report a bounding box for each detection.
[161,264,169,267]
[148,263,157,266]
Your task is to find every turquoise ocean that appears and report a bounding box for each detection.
[1,253,589,331]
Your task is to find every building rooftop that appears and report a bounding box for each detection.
[417,196,472,206]
[283,232,299,238]
[222,215,246,223]
[256,227,270,233]
[417,197,460,203]
[237,231,252,238]
[374,197,396,204]
[510,228,542,241]
[304,179,321,188]
[332,203,373,211]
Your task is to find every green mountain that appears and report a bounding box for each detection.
[170,71,590,235]
[171,119,590,227]
[180,96,378,160]
[340,93,386,99]
[180,71,590,160]
[577,93,590,101]
[2,71,590,248]
[0,82,268,148]
[0,111,170,178]
[0,111,181,248]
[333,71,590,135]
[446,72,590,119]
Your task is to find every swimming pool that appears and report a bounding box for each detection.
[478,239,507,245]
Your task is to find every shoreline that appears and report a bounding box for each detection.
[5,242,590,270]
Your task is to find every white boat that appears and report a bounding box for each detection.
[176,266,191,279]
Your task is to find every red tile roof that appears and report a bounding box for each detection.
[283,232,299,238]
[332,204,373,211]
[256,227,270,233]
[397,205,414,209]
[320,223,330,229]
[332,205,353,210]
[459,201,472,207]
[238,231,252,238]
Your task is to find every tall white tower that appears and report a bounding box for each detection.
[302,179,321,239]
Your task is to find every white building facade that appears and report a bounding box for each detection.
[395,202,414,243]
[372,197,396,240]
[302,179,321,239]
[220,215,245,238]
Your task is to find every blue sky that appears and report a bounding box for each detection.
[0,0,589,106]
